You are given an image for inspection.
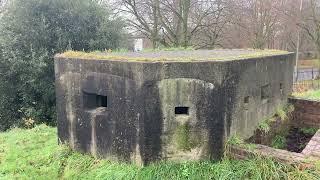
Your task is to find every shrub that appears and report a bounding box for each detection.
[0,0,127,131]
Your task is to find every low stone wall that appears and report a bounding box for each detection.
[289,98,320,128]
[230,98,320,166]
[229,130,320,166]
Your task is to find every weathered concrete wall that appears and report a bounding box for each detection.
[289,98,320,128]
[55,52,295,165]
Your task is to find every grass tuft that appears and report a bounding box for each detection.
[271,135,287,149]
[301,127,319,135]
[258,120,271,134]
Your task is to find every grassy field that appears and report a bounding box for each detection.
[1,125,320,180]
[293,90,320,100]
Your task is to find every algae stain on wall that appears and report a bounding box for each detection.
[158,78,214,160]
[61,72,81,149]
[173,123,200,151]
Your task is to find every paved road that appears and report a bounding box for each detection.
[294,68,319,82]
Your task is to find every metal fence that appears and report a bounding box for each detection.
[293,68,320,92]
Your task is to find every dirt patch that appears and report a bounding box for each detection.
[285,128,315,153]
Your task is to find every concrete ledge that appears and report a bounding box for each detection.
[302,130,320,157]
[229,145,306,164]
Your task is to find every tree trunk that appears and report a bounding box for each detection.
[151,0,160,49]
[182,0,191,48]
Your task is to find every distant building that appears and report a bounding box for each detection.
[134,38,143,52]
[129,35,153,52]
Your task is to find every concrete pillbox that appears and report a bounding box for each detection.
[54,49,295,165]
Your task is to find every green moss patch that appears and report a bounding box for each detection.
[173,124,198,151]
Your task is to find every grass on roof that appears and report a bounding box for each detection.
[58,49,290,62]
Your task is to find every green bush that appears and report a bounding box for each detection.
[0,0,127,131]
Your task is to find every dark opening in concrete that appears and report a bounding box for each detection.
[83,92,107,109]
[244,96,250,110]
[280,83,284,95]
[261,84,271,101]
[244,96,250,104]
[175,107,189,115]
[97,95,108,107]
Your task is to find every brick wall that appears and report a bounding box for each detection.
[289,98,320,128]
[229,130,320,167]
[229,98,320,166]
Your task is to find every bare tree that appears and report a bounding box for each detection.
[298,0,320,57]
[156,0,192,47]
[0,0,8,14]
[189,0,231,49]
[116,0,161,48]
[119,0,230,48]
[230,0,286,49]
[110,0,320,55]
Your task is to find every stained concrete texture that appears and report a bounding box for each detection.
[54,50,295,165]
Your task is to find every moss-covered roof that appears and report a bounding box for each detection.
[57,49,292,62]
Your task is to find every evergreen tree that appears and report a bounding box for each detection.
[0,0,127,130]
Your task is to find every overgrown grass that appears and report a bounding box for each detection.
[271,135,287,149]
[257,104,294,134]
[258,120,272,134]
[293,90,320,100]
[1,125,320,179]
[301,127,319,135]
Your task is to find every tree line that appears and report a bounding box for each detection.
[116,0,320,55]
